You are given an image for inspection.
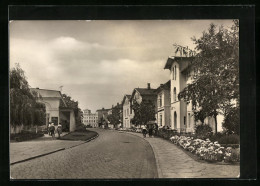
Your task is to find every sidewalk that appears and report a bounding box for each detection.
[127,132,240,178]
[10,133,88,164]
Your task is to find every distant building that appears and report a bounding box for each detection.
[83,109,98,128]
[155,81,171,128]
[130,83,158,126]
[122,95,133,129]
[30,88,76,132]
[96,108,110,128]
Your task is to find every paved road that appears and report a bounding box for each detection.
[10,129,158,179]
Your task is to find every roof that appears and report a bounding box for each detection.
[156,80,170,93]
[135,88,157,96]
[30,88,67,107]
[164,56,194,71]
[30,88,62,98]
[122,94,131,105]
[96,108,110,112]
[130,88,157,102]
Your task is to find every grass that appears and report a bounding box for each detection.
[60,130,98,141]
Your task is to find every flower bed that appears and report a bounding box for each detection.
[170,135,240,163]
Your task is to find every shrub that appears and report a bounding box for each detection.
[209,132,225,142]
[222,106,239,134]
[218,134,240,145]
[195,124,213,140]
[75,124,87,132]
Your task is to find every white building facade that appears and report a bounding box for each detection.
[83,109,98,128]
[122,95,133,129]
[156,81,171,128]
[164,56,220,133]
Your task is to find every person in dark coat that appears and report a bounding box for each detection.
[148,125,153,137]
[50,123,55,139]
[153,123,158,137]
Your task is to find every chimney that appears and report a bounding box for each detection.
[160,84,163,86]
[36,87,39,89]
[147,83,151,89]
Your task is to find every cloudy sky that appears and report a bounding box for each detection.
[9,20,233,112]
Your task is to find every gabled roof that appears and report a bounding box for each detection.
[130,88,157,102]
[156,80,170,93]
[122,94,131,105]
[164,56,194,72]
[30,88,67,107]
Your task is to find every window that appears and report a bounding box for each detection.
[160,114,162,126]
[174,112,177,129]
[172,67,175,80]
[159,94,162,107]
[174,87,177,101]
[184,116,186,126]
[188,113,191,127]
[51,117,58,125]
[174,65,177,80]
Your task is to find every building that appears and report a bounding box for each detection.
[122,95,133,129]
[83,109,98,128]
[130,83,158,126]
[96,108,110,128]
[30,88,76,132]
[155,80,171,128]
[164,56,219,133]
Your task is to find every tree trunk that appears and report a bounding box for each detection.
[36,125,38,134]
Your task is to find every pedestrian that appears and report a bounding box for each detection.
[48,122,52,136]
[50,123,55,139]
[148,125,153,137]
[142,125,147,138]
[57,123,62,139]
[154,123,158,137]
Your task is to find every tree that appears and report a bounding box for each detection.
[178,21,239,134]
[222,106,239,134]
[10,63,46,133]
[60,93,83,128]
[131,99,156,126]
[107,104,122,128]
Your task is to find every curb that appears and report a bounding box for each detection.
[10,133,99,166]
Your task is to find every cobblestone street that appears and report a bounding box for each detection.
[10,129,157,179]
[10,129,239,179]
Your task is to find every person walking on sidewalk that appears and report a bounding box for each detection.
[148,125,153,137]
[57,123,62,139]
[142,125,147,138]
[153,123,158,137]
[48,122,52,136]
[50,123,55,139]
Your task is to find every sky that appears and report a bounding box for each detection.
[9,20,234,112]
